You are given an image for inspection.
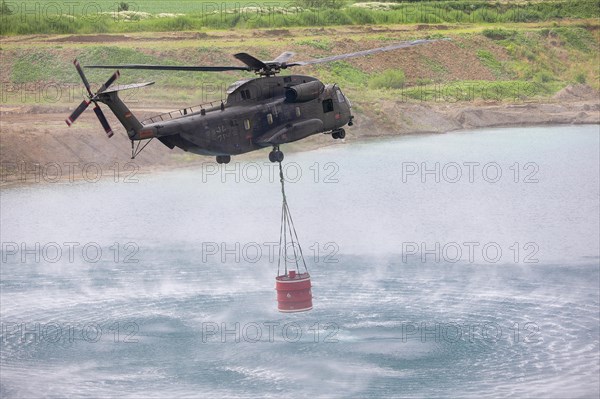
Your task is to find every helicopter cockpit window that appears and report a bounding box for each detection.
[336,89,345,103]
[322,99,334,113]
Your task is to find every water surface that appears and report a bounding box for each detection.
[1,125,599,398]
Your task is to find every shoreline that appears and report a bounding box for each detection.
[1,97,599,187]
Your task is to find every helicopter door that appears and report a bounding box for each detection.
[321,95,338,130]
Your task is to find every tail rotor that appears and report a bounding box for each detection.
[66,60,120,138]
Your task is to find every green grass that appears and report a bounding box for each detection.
[476,49,505,79]
[369,69,406,89]
[10,52,72,83]
[5,0,597,18]
[396,80,562,102]
[9,46,250,94]
[489,26,598,87]
[551,27,596,52]
[295,39,332,51]
[315,61,370,88]
[422,57,448,75]
[1,0,599,35]
[0,1,270,15]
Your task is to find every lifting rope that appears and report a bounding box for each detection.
[277,160,309,277]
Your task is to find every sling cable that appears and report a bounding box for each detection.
[274,159,313,313]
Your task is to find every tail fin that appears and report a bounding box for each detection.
[96,82,154,139]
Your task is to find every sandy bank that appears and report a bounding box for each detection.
[1,91,598,185]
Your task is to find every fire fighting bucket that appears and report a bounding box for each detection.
[275,271,313,313]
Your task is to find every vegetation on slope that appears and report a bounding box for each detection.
[0,0,599,35]
[0,2,597,106]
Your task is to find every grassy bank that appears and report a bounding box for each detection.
[1,0,599,35]
[1,21,598,110]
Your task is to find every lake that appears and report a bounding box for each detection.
[1,125,599,398]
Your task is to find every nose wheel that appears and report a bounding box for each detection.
[269,146,284,163]
[216,155,231,164]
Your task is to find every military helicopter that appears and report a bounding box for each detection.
[65,39,441,163]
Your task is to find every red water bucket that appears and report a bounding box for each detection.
[275,271,313,313]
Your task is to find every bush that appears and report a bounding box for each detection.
[471,8,498,23]
[369,69,406,89]
[535,71,555,83]
[575,72,586,84]
[296,39,331,51]
[320,9,353,25]
[0,0,12,15]
[165,16,194,31]
[415,78,433,86]
[295,0,346,9]
[118,2,129,12]
[346,8,375,24]
[482,28,517,40]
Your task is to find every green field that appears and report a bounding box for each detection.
[1,0,599,35]
[2,0,268,15]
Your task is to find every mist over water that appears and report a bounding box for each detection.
[1,125,599,398]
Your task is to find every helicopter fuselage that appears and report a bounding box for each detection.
[124,75,353,157]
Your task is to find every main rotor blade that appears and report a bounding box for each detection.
[97,71,120,94]
[93,105,114,138]
[85,64,252,72]
[73,59,93,97]
[65,99,91,126]
[233,53,268,70]
[288,39,447,67]
[271,51,296,63]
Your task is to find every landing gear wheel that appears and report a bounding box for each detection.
[269,150,284,163]
[332,129,345,140]
[216,155,231,164]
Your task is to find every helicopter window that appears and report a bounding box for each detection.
[336,89,345,103]
[240,89,251,100]
[322,99,334,113]
[267,113,274,125]
[284,76,291,83]
[295,107,301,117]
[244,119,251,130]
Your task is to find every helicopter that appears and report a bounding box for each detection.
[65,39,442,163]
